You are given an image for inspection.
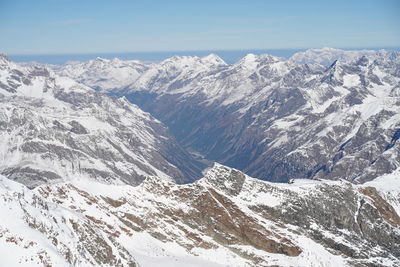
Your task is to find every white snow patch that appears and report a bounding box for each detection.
[343,74,360,87]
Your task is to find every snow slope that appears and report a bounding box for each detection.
[1,163,400,266]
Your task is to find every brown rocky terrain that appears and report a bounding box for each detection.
[1,164,395,266]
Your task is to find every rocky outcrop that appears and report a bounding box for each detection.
[361,186,400,227]
[1,164,397,266]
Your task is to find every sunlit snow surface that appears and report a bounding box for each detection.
[0,173,346,267]
[1,162,399,266]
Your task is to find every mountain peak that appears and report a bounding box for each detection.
[201,53,226,65]
[290,47,380,65]
[241,53,257,61]
[111,57,123,63]
[159,55,200,67]
[327,59,338,69]
[0,53,10,62]
[315,47,343,52]
[0,53,12,68]
[235,53,259,69]
[200,163,247,196]
[93,57,108,63]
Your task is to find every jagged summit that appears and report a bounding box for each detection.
[199,162,248,196]
[56,56,149,91]
[161,54,200,64]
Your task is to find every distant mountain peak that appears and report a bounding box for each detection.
[327,59,338,69]
[94,56,108,62]
[313,47,343,52]
[290,47,380,65]
[240,53,258,62]
[201,53,227,65]
[238,53,281,66]
[0,53,10,62]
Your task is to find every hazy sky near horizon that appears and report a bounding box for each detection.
[1,0,399,55]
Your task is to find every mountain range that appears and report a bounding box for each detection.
[54,47,400,183]
[0,54,204,188]
[0,48,400,266]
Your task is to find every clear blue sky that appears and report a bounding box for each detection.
[1,0,399,55]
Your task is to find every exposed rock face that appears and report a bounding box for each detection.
[360,186,400,227]
[203,165,400,264]
[0,56,205,188]
[2,165,399,266]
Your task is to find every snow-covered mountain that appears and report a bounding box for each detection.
[1,164,399,266]
[289,47,388,65]
[2,50,400,266]
[60,48,400,183]
[54,54,227,93]
[57,57,150,92]
[0,54,204,188]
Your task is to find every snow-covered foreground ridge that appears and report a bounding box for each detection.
[0,164,399,267]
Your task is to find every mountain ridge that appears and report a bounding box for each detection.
[0,55,205,188]
[1,163,399,266]
[56,48,400,183]
[1,50,400,266]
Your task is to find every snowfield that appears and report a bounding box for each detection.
[1,163,400,266]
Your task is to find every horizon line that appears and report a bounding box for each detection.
[7,46,400,57]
